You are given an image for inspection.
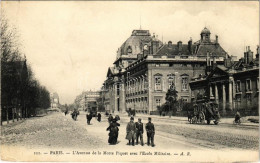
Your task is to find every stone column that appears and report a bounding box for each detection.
[114,84,118,114]
[120,77,126,113]
[222,83,226,113]
[215,83,219,104]
[209,84,214,99]
[229,76,233,110]
[148,69,153,113]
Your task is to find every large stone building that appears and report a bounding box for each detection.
[190,46,259,116]
[50,92,59,108]
[102,28,229,114]
[74,90,100,111]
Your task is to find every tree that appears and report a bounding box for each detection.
[165,86,178,117]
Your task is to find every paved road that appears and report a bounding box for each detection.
[74,112,259,151]
[1,111,258,162]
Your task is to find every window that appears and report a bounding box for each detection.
[117,84,120,95]
[246,79,251,91]
[181,77,189,90]
[155,64,160,67]
[168,77,175,89]
[182,64,187,67]
[182,98,188,102]
[127,46,132,54]
[246,94,252,106]
[156,99,161,107]
[236,94,241,109]
[236,80,241,93]
[155,76,162,91]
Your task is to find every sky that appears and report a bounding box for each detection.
[1,1,259,104]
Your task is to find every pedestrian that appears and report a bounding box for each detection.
[97,112,101,122]
[108,114,113,123]
[135,118,144,146]
[146,117,155,147]
[106,118,120,145]
[86,113,93,125]
[115,115,120,121]
[126,117,136,146]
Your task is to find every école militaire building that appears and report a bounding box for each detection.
[102,27,229,114]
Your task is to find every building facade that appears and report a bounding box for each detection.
[190,46,259,116]
[50,92,59,108]
[102,28,229,114]
[74,90,100,111]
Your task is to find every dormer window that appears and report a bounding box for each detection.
[127,46,132,54]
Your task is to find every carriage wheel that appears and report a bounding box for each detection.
[199,112,205,124]
[214,121,219,125]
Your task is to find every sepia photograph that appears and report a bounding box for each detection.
[0,1,259,162]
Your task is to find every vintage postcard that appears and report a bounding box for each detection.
[0,1,259,162]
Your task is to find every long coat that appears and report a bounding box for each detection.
[126,121,136,140]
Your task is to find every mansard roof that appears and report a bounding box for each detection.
[155,41,227,56]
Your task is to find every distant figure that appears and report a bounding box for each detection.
[115,115,120,122]
[105,111,109,117]
[86,113,93,125]
[234,111,241,123]
[107,118,120,145]
[71,109,79,121]
[146,117,155,147]
[97,113,101,122]
[135,118,144,146]
[65,110,68,116]
[126,117,136,146]
[108,114,113,123]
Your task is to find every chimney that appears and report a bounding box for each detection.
[212,56,217,69]
[244,46,253,64]
[206,51,210,67]
[177,41,182,51]
[168,41,172,46]
[224,57,231,67]
[215,35,219,44]
[151,40,159,54]
[188,38,192,53]
[256,46,259,60]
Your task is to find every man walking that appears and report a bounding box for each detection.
[126,117,136,146]
[146,117,155,147]
[97,112,101,122]
[135,118,144,146]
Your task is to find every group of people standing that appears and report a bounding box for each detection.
[126,117,155,147]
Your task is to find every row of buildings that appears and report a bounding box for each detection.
[101,27,259,116]
[74,90,100,111]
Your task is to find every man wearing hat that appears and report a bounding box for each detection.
[135,118,144,146]
[126,117,136,146]
[145,117,155,147]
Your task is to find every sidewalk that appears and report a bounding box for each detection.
[117,113,259,127]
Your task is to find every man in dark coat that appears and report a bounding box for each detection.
[135,118,144,146]
[97,113,101,122]
[107,118,120,145]
[145,117,155,147]
[86,113,93,125]
[126,117,136,146]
